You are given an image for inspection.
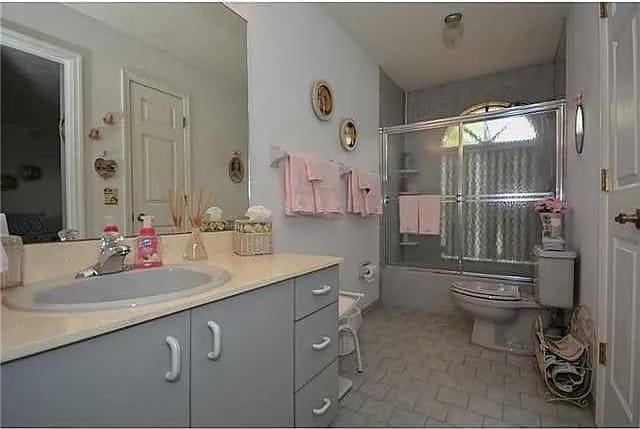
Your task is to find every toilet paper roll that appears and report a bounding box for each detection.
[362,263,377,284]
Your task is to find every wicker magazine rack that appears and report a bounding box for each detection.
[533,305,594,408]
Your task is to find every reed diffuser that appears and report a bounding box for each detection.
[183,188,212,261]
[168,189,187,232]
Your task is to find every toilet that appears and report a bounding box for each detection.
[450,281,544,355]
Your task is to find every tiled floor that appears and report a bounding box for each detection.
[333,305,594,427]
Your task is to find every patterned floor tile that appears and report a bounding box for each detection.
[332,305,593,428]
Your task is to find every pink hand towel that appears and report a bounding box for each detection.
[346,170,363,214]
[418,195,441,235]
[399,195,419,233]
[359,172,382,217]
[283,153,315,216]
[305,157,343,214]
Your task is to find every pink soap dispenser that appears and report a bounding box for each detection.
[134,215,162,269]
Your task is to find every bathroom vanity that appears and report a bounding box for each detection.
[0,252,341,427]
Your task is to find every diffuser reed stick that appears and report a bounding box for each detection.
[186,188,212,228]
[168,188,186,232]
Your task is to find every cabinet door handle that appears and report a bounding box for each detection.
[312,336,332,350]
[312,398,332,416]
[207,321,221,360]
[164,336,181,382]
[311,285,332,295]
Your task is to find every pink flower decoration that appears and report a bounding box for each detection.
[534,197,568,213]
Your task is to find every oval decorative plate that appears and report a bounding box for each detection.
[312,80,334,121]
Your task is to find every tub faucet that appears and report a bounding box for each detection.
[76,243,131,278]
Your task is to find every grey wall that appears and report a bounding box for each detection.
[554,20,568,99]
[407,62,559,122]
[379,68,405,127]
[230,3,380,308]
[565,3,602,334]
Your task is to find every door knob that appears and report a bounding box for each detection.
[614,209,640,229]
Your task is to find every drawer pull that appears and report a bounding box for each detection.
[312,398,332,416]
[312,336,332,350]
[311,285,332,295]
[164,336,181,382]
[207,321,221,360]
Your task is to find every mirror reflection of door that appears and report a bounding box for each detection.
[1,45,64,243]
[129,81,188,235]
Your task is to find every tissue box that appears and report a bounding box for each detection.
[233,220,273,256]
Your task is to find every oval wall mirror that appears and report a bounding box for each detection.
[575,104,585,155]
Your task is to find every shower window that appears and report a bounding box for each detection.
[383,101,565,280]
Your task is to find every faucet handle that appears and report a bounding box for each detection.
[113,244,131,256]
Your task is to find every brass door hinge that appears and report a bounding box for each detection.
[601,168,610,192]
[599,342,607,365]
[600,2,609,18]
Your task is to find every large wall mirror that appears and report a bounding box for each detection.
[1,3,248,243]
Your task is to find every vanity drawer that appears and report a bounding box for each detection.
[295,360,338,428]
[294,266,338,320]
[295,302,338,391]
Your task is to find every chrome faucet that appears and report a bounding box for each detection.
[76,242,131,278]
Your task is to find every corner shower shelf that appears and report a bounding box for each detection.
[399,241,420,246]
[398,169,419,174]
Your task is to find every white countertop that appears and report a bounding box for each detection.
[1,252,342,363]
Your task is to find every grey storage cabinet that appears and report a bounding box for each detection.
[1,312,190,427]
[1,265,339,427]
[294,302,338,391]
[190,280,294,427]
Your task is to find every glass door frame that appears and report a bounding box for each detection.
[380,99,566,282]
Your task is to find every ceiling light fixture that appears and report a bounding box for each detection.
[442,12,464,50]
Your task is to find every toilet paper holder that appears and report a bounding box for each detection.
[360,262,377,283]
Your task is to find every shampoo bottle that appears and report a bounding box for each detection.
[134,215,162,269]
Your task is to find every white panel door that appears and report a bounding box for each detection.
[603,3,640,427]
[130,82,186,233]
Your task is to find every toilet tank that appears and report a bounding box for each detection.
[533,246,577,309]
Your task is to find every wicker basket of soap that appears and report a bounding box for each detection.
[233,219,273,256]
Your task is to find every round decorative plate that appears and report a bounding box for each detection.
[311,80,334,121]
[339,118,358,151]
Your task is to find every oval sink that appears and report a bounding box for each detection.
[4,265,230,312]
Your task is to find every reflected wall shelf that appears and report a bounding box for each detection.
[399,241,420,246]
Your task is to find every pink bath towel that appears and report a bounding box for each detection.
[305,156,343,214]
[399,195,419,233]
[283,153,315,216]
[359,172,382,217]
[418,195,441,235]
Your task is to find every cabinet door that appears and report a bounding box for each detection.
[1,312,190,427]
[190,281,294,427]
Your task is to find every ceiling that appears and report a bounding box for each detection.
[324,3,569,91]
[67,3,246,83]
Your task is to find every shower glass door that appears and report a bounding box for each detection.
[384,126,460,272]
[459,110,559,277]
[382,101,565,280]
